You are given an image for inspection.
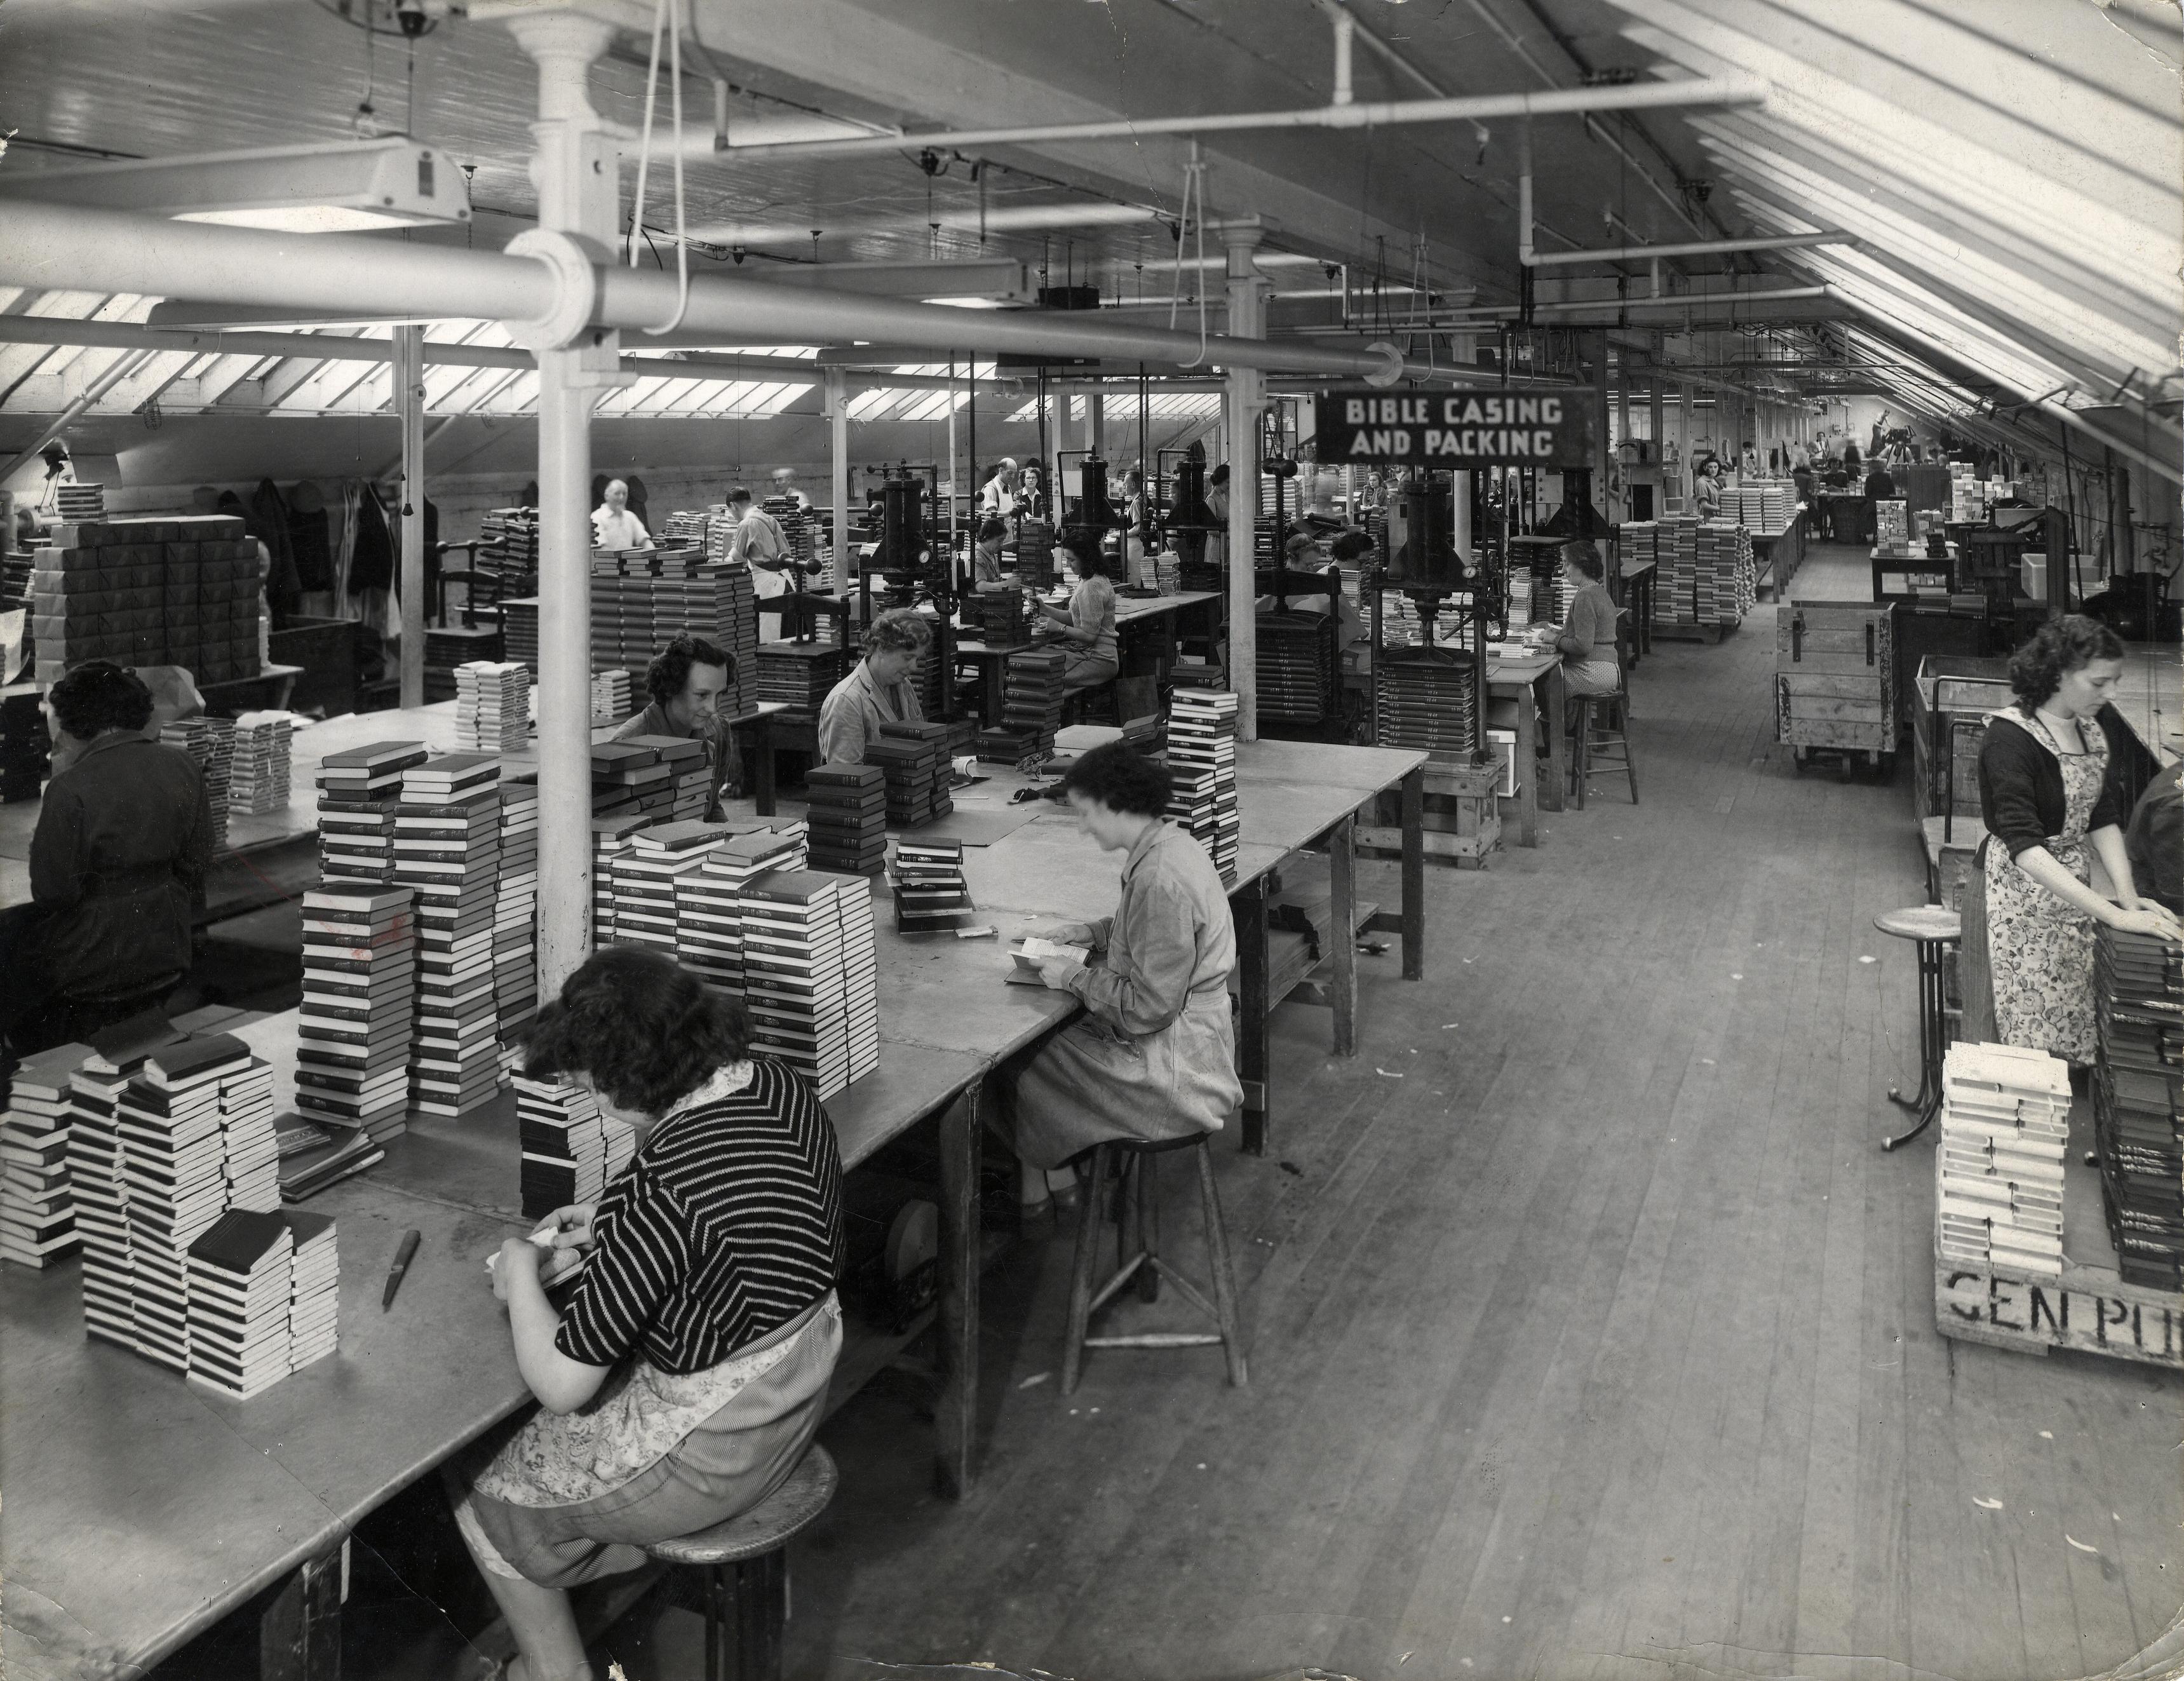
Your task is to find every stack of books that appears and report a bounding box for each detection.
[219,1052,281,1213]
[740,872,864,1100]
[1014,518,1056,588]
[501,600,539,675]
[978,590,1032,647]
[617,733,711,820]
[590,814,652,944]
[118,1034,258,1373]
[297,884,416,1140]
[161,715,235,848]
[1,684,50,802]
[609,820,729,953]
[478,506,541,597]
[285,1210,340,1371]
[590,739,677,820]
[57,482,105,520]
[1001,647,1067,762]
[871,719,953,827]
[1,1043,86,1269]
[590,669,634,727]
[833,875,882,1084]
[805,763,888,874]
[2093,925,2184,1287]
[455,661,532,754]
[516,1074,608,1220]
[676,827,804,1001]
[757,641,849,712]
[1936,1041,2070,1280]
[1375,647,1478,755]
[227,718,292,816]
[316,741,428,884]
[1166,691,1240,881]
[185,1209,295,1399]
[891,837,975,933]
[1257,611,1337,724]
[424,624,503,704]
[496,780,541,1040]
[397,755,504,1119]
[70,1016,181,1349]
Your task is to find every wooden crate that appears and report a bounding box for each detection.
[1777,600,1894,754]
[1922,816,1983,911]
[1359,755,1502,868]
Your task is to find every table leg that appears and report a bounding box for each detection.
[1234,876,1271,1154]
[1539,666,1569,814]
[260,1543,343,1681]
[934,1083,982,1497]
[983,655,1005,727]
[749,713,778,817]
[1330,813,1358,1052]
[1398,770,1424,980]
[1507,684,1540,846]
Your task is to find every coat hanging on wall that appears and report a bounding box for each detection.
[348,482,395,593]
[287,480,333,594]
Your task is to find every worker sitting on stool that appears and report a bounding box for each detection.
[1552,540,1622,702]
[816,609,929,766]
[1035,539,1119,695]
[12,661,211,1054]
[971,516,1016,588]
[614,633,739,819]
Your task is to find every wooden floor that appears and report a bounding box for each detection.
[609,548,2183,1681]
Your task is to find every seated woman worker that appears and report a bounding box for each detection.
[447,946,844,1681]
[998,740,1243,1215]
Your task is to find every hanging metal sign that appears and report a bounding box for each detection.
[1313,389,1594,467]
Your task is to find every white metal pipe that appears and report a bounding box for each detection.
[395,324,426,710]
[701,76,1766,162]
[1331,10,1356,105]
[1523,231,1852,268]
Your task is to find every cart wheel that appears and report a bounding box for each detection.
[1876,751,1898,783]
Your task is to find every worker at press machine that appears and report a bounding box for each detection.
[612,633,742,818]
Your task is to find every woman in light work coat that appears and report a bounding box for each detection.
[1004,742,1243,1211]
[814,609,929,766]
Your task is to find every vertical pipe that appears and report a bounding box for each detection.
[946,356,961,593]
[1593,331,1610,532]
[826,368,850,588]
[1224,222,1266,740]
[395,325,428,708]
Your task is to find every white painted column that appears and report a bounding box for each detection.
[394,323,427,708]
[826,367,850,586]
[1223,220,1266,741]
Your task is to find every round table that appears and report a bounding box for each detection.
[1874,903,1963,1151]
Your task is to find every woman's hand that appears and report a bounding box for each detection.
[542,1203,598,1252]
[1035,955,1084,991]
[2107,899,2183,938]
[492,1236,541,1304]
[1048,922,1096,948]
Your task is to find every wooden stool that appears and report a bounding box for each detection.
[1063,1133,1248,1393]
[1568,612,1639,809]
[1874,905,1961,1152]
[642,1446,837,1681]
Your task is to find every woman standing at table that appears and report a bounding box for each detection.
[452,947,843,1681]
[1035,541,1119,695]
[816,608,929,766]
[1972,615,2178,1061]
[1006,742,1243,1215]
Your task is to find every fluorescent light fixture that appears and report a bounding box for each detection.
[0,138,471,233]
[924,297,1011,309]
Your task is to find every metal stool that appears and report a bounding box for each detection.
[642,1445,837,1681]
[1063,1133,1248,1393]
[1874,904,1962,1151]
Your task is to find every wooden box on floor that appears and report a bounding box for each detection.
[1359,753,1501,869]
[1776,600,1895,767]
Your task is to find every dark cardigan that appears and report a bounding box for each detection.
[1976,705,2132,860]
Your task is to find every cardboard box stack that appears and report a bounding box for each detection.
[28,513,262,685]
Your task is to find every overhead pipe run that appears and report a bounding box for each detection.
[1521,232,1854,268]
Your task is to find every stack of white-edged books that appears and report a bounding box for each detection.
[1,1044,85,1269]
[185,1208,295,1398]
[285,1210,340,1371]
[1938,1041,2070,1279]
[456,660,532,754]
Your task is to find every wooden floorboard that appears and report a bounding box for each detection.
[715,548,2184,1681]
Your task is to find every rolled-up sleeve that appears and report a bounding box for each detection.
[1066,870,1197,1036]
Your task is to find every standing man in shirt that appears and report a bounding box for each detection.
[591,479,653,552]
[727,486,794,642]
[612,634,741,818]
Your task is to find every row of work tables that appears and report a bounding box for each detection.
[0,726,1427,1681]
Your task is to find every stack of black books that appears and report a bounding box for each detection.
[1375,646,1478,755]
[611,820,729,954]
[590,739,675,819]
[316,741,428,884]
[677,827,804,1001]
[979,590,1032,648]
[891,837,975,934]
[70,1013,185,1350]
[758,641,849,712]
[619,733,711,820]
[1167,691,1240,881]
[590,814,652,944]
[515,1073,608,1221]
[455,660,532,755]
[218,1051,281,1215]
[185,1208,295,1399]
[1015,518,1056,588]
[286,1210,340,1371]
[228,719,292,817]
[496,779,541,1046]
[297,884,416,1140]
[396,755,503,1119]
[1,1044,84,1270]
[0,683,49,803]
[806,763,888,874]
[870,719,953,827]
[1257,610,1337,724]
[834,875,882,1084]
[2093,925,2184,1288]
[1001,647,1067,763]
[740,872,855,1099]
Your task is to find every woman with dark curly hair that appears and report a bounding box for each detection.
[1974,614,2178,1062]
[1002,741,1243,1214]
[611,632,739,816]
[448,947,843,1681]
[816,607,930,766]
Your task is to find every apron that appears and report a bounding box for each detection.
[1981,713,2106,1065]
[1010,986,1239,1169]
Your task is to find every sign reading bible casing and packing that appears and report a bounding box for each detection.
[1313,390,1594,467]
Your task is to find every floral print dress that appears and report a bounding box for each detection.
[1982,713,2106,1065]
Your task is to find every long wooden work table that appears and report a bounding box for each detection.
[0,724,1428,1681]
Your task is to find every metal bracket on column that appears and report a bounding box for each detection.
[504,227,605,356]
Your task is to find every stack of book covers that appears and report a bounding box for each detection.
[590,814,652,945]
[620,733,711,820]
[286,1210,340,1371]
[185,1209,295,1399]
[2093,925,2184,1286]
[891,837,976,934]
[610,820,729,953]
[69,1013,183,1349]
[496,779,541,1043]
[455,661,532,754]
[161,715,235,848]
[118,1034,257,1373]
[805,763,887,875]
[1167,691,1240,881]
[1375,647,1479,755]
[676,827,804,1001]
[741,871,857,1100]
[297,884,415,1141]
[590,739,677,820]
[316,741,428,884]
[397,755,504,1119]
[590,669,634,728]
[757,641,849,712]
[227,718,292,816]
[1001,648,1067,762]
[1,1043,86,1269]
[876,719,954,827]
[1936,1041,2070,1280]
[1256,611,1337,725]
[514,1074,631,1220]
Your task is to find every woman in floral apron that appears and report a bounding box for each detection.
[1975,616,2178,1063]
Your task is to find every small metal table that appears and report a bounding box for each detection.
[1874,903,1962,1151]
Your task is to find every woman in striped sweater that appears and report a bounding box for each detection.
[450,947,844,1681]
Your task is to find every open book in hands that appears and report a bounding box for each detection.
[1006,935,1092,986]
[485,1219,591,1289]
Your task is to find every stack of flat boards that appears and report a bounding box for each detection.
[1001,647,1067,762]
[2093,925,2184,1286]
[610,820,729,953]
[298,883,415,1140]
[1936,1041,2070,1279]
[495,780,541,1041]
[1166,691,1240,882]
[161,715,234,848]
[758,641,849,712]
[677,827,804,1001]
[286,1210,340,1371]
[892,837,975,933]
[396,755,504,1118]
[185,1209,295,1399]
[1,1043,86,1269]
[806,763,888,875]
[590,814,651,944]
[227,718,292,816]
[1375,647,1478,755]
[871,719,953,827]
[455,661,532,753]
[316,741,427,884]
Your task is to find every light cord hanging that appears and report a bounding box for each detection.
[1166,141,1210,371]
[629,0,692,336]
